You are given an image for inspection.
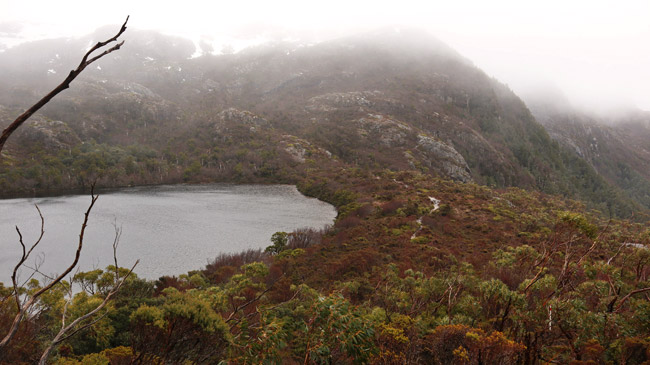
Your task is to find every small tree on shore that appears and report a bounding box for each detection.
[265,231,288,255]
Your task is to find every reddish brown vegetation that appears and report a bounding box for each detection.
[203,249,269,284]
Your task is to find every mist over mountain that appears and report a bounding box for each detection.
[0,27,647,218]
[3,23,650,363]
[524,88,650,212]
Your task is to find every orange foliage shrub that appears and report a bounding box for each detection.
[422,324,525,365]
[381,200,405,216]
[287,227,326,249]
[336,216,362,229]
[203,249,268,284]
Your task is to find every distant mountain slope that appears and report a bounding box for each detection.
[525,90,650,214]
[0,28,646,218]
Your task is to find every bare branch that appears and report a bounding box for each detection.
[0,16,129,155]
[607,243,626,265]
[0,191,97,350]
[12,227,26,311]
[57,311,110,344]
[22,261,55,286]
[112,223,122,283]
[1,206,48,349]
[225,273,285,326]
[33,191,98,299]
[24,206,46,261]
[39,259,139,365]
[11,205,45,310]
[614,286,650,313]
[0,18,129,353]
[576,220,610,268]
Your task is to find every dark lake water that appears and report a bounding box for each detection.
[0,184,336,284]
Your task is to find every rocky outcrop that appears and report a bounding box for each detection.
[213,108,268,132]
[281,135,332,163]
[416,135,472,182]
[14,115,80,150]
[218,108,267,125]
[306,91,382,112]
[356,113,413,147]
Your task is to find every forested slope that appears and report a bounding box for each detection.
[0,28,645,217]
[1,28,649,364]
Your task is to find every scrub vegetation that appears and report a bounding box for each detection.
[1,25,649,364]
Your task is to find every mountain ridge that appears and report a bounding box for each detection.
[0,27,647,219]
[2,27,650,364]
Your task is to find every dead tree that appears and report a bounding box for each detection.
[0,16,129,155]
[38,223,139,365]
[1,193,86,347]
[0,17,132,356]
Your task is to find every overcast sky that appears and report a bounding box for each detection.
[1,0,649,111]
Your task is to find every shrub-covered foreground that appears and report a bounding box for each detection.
[1,169,649,364]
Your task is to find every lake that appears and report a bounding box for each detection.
[0,184,336,284]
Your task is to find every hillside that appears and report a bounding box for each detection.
[525,89,650,214]
[3,164,650,363]
[0,28,645,219]
[1,28,650,364]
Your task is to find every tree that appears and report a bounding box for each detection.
[0,17,134,363]
[265,231,288,255]
[129,287,231,364]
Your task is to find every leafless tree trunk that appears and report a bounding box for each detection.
[0,192,97,350]
[0,17,131,355]
[38,230,139,365]
[0,16,129,155]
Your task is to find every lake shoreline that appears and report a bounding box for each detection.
[0,180,292,200]
[0,184,337,282]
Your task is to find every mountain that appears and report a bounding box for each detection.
[0,27,646,219]
[2,27,650,364]
[524,88,650,214]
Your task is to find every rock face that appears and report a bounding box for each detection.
[525,91,650,210]
[416,135,472,182]
[356,114,413,147]
[214,108,268,132]
[14,116,80,151]
[306,91,382,112]
[115,81,159,99]
[281,135,332,163]
[0,27,645,215]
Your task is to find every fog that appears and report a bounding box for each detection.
[1,0,649,112]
